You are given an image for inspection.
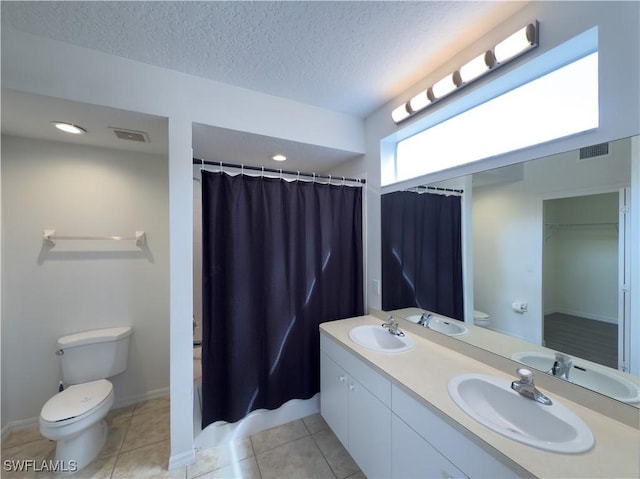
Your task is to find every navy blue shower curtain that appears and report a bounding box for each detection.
[381,190,463,320]
[201,171,363,427]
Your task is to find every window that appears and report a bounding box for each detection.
[390,51,599,184]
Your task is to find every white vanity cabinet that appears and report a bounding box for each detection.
[320,335,392,479]
[392,384,525,479]
[391,413,466,479]
[320,332,527,479]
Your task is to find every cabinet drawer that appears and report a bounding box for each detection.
[392,384,526,479]
[320,333,391,407]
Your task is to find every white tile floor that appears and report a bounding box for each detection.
[1,398,363,479]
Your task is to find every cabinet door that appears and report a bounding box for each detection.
[320,351,349,447]
[392,414,466,479]
[348,378,392,479]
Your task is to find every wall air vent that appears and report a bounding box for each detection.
[579,142,609,160]
[110,128,150,143]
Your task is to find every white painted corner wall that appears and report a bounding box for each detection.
[2,24,365,467]
[360,1,640,316]
[472,139,630,343]
[1,135,170,428]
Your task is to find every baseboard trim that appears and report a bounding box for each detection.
[1,416,39,441]
[168,448,196,470]
[112,387,170,410]
[1,387,170,441]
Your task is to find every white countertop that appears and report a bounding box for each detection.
[320,315,640,479]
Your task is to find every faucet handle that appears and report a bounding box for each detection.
[516,368,534,384]
[555,352,573,364]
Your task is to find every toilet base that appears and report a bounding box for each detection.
[474,319,491,328]
[53,419,108,475]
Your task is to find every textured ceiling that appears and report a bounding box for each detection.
[1,1,525,118]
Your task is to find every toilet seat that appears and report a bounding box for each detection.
[40,379,113,427]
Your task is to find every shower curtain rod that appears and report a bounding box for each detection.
[413,185,464,194]
[193,158,366,184]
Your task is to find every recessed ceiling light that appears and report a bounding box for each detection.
[51,121,86,135]
[272,154,287,162]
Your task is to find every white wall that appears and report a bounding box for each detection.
[544,193,619,323]
[3,0,640,463]
[1,135,170,427]
[360,1,640,317]
[472,138,630,343]
[2,25,364,466]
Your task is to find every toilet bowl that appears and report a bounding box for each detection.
[39,327,131,474]
[473,310,491,328]
[40,380,114,472]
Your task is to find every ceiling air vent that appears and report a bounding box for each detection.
[110,127,150,143]
[579,142,609,160]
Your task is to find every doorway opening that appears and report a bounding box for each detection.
[542,191,626,369]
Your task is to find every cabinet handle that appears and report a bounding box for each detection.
[349,384,355,391]
[339,375,346,382]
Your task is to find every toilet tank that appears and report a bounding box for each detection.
[57,326,132,385]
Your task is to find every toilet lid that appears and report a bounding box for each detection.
[41,379,113,424]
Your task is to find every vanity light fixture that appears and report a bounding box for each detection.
[430,73,458,100]
[51,121,87,134]
[392,21,539,124]
[272,154,287,162]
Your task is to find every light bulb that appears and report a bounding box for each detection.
[51,121,86,134]
[494,24,536,63]
[392,103,411,123]
[409,90,430,113]
[431,74,457,99]
[459,52,491,83]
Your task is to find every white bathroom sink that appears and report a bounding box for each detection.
[511,351,640,404]
[448,373,594,453]
[348,325,414,353]
[405,314,467,336]
[427,318,468,336]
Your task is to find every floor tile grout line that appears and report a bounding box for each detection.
[249,422,311,456]
[249,433,264,479]
[108,414,134,479]
[309,431,338,479]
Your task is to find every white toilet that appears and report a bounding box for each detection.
[40,326,132,474]
[473,310,491,328]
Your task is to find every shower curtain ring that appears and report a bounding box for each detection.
[342,176,345,185]
[261,166,264,178]
[280,169,283,180]
[219,161,223,173]
[297,171,300,181]
[241,164,244,176]
[312,173,316,183]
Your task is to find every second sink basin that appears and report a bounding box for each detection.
[405,314,468,336]
[448,373,594,453]
[427,317,468,336]
[348,324,414,353]
[512,351,640,404]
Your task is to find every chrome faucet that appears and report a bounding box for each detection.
[511,368,552,406]
[548,353,573,381]
[417,312,434,328]
[382,316,405,337]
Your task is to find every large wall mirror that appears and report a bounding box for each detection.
[382,135,639,407]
